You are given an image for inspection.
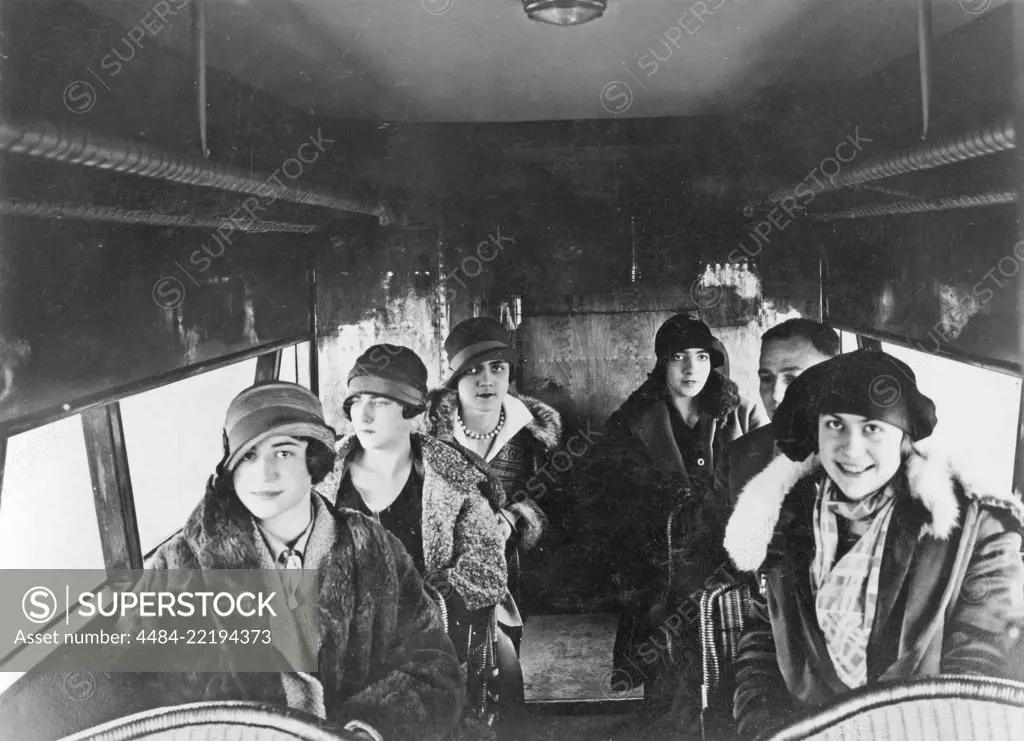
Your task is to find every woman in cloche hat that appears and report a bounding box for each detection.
[725,349,1024,740]
[425,318,566,625]
[575,313,767,736]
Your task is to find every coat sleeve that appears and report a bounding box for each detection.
[942,509,1024,678]
[430,488,509,612]
[734,580,798,741]
[505,442,556,552]
[337,531,464,741]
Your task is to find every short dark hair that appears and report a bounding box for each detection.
[761,318,840,358]
[304,438,337,485]
[217,437,335,492]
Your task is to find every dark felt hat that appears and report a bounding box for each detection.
[444,317,520,382]
[223,382,336,471]
[654,314,725,368]
[773,349,938,462]
[344,344,428,415]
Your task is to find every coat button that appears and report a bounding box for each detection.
[697,457,705,466]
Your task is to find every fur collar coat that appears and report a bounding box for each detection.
[724,440,1024,740]
[317,432,508,613]
[425,389,563,551]
[102,485,464,741]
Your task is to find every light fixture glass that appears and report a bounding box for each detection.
[523,0,606,26]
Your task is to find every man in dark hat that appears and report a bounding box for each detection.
[723,318,841,505]
[725,350,1024,739]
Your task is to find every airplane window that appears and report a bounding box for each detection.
[0,415,102,570]
[881,342,1021,495]
[278,341,312,388]
[839,330,860,353]
[120,359,258,555]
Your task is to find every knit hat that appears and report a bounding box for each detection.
[344,344,428,415]
[223,382,337,472]
[444,317,520,383]
[773,349,938,462]
[654,314,725,368]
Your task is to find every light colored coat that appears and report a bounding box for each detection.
[317,432,508,612]
[425,388,564,550]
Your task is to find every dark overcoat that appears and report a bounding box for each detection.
[724,440,1024,741]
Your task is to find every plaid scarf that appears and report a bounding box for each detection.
[810,477,897,688]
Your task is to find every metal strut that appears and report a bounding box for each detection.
[0,199,320,233]
[918,0,933,141]
[764,117,1015,205]
[808,189,1017,221]
[194,0,210,158]
[0,118,393,224]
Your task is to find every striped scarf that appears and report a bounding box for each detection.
[810,477,897,688]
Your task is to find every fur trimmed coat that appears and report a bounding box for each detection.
[724,440,1024,741]
[317,432,508,613]
[424,389,564,551]
[120,487,462,741]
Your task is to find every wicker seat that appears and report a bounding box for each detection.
[696,576,753,741]
[767,675,1024,741]
[54,701,361,741]
[424,580,509,726]
[699,579,752,707]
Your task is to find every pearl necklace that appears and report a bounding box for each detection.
[458,408,505,440]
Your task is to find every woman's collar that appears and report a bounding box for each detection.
[455,394,534,462]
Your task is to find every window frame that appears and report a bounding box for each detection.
[836,325,1024,495]
[0,335,315,570]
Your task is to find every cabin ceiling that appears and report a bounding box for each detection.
[74,0,1001,123]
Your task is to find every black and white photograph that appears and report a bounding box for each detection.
[1,1,1023,740]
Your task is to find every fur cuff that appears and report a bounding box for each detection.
[508,499,548,551]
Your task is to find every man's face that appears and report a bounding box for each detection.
[233,435,311,526]
[758,337,832,419]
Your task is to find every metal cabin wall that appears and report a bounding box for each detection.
[502,146,822,433]
[737,4,1019,372]
[315,224,446,434]
[306,114,826,436]
[0,1,373,434]
[355,118,825,434]
[1015,0,1024,493]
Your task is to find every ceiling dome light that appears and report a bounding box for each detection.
[523,0,606,26]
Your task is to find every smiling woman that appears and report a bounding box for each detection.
[0,0,1022,739]
[131,380,464,741]
[726,350,1024,740]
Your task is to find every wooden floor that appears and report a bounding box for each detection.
[499,711,633,741]
[521,612,643,704]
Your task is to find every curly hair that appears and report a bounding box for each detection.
[607,360,741,436]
